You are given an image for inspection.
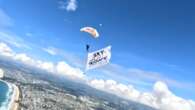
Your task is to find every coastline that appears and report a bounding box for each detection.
[7,83,20,110]
[0,80,10,110]
[0,80,20,110]
[9,84,20,110]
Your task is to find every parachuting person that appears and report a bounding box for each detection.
[86,44,90,52]
[80,27,99,52]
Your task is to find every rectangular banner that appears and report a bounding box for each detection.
[86,46,111,70]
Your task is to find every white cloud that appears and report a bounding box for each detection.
[56,61,85,80]
[37,61,55,73]
[0,42,194,110]
[66,0,77,11]
[0,31,31,49]
[0,42,14,57]
[58,0,77,12]
[153,81,195,110]
[0,42,85,80]
[89,79,195,110]
[14,53,36,65]
[14,54,55,73]
[88,79,141,102]
[12,53,84,79]
[43,47,58,56]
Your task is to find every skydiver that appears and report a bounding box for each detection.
[86,44,90,52]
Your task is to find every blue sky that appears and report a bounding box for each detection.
[0,0,195,100]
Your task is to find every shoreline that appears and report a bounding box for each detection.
[8,83,20,110]
[0,80,11,110]
[0,80,20,110]
[9,84,20,110]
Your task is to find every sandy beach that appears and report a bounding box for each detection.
[9,84,20,110]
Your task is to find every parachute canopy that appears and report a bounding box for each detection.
[80,27,99,38]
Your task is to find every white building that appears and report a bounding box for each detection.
[0,68,4,79]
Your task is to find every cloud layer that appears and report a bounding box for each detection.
[0,42,194,110]
[89,79,195,110]
[0,42,85,80]
[100,63,194,91]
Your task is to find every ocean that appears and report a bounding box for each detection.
[0,80,13,110]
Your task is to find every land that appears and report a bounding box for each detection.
[0,59,156,110]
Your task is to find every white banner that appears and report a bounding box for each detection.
[86,46,111,70]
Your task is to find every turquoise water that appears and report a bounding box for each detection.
[0,80,9,107]
[0,80,13,110]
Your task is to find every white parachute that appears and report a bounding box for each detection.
[80,27,99,38]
